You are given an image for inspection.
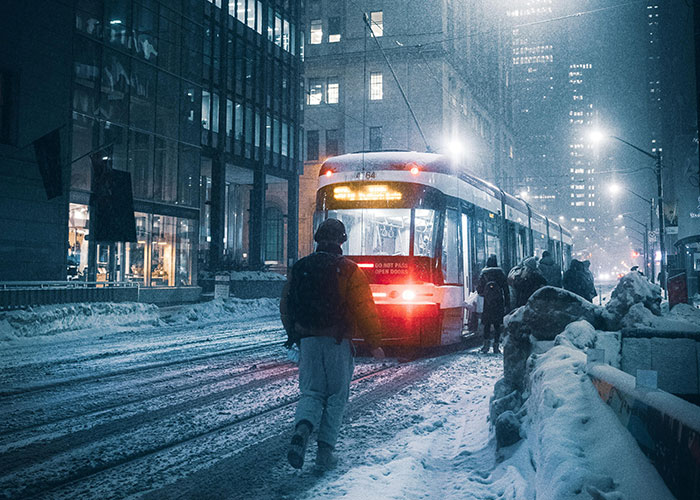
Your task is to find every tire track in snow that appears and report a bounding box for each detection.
[6,363,405,500]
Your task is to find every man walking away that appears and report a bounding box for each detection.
[280,218,384,471]
[476,255,510,353]
[538,250,562,287]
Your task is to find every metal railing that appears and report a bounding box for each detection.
[0,281,139,310]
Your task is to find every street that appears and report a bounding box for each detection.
[0,315,504,500]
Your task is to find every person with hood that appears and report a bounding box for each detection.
[538,250,562,287]
[280,218,384,471]
[563,259,597,302]
[508,256,547,307]
[476,254,510,353]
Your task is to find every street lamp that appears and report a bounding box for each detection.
[594,130,665,293]
[619,214,650,277]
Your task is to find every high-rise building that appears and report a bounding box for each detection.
[507,0,568,216]
[0,0,304,300]
[565,62,599,254]
[299,0,514,255]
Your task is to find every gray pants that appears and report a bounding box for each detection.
[294,337,354,448]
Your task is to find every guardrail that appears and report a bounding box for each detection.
[0,281,139,310]
[589,363,700,500]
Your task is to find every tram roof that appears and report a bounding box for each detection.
[320,151,571,235]
[320,151,502,194]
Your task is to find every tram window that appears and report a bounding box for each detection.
[485,232,500,263]
[442,208,460,284]
[328,208,410,256]
[414,209,436,257]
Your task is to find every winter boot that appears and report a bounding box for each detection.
[287,421,312,469]
[480,339,490,353]
[492,342,500,354]
[315,441,339,471]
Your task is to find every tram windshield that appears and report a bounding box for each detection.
[325,208,437,257]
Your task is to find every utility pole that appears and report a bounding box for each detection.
[655,150,666,296]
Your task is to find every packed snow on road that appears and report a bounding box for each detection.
[1,284,697,499]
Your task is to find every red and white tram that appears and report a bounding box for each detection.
[314,151,573,347]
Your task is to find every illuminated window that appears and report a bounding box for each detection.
[308,79,323,105]
[310,19,322,44]
[327,77,339,104]
[370,72,383,100]
[370,11,383,37]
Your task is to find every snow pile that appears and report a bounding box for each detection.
[199,270,286,280]
[606,272,662,319]
[0,302,159,341]
[162,297,280,324]
[526,345,674,500]
[621,302,700,331]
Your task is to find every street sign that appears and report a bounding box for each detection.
[648,230,657,243]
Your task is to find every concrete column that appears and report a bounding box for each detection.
[209,152,226,269]
[249,168,265,269]
[287,175,299,268]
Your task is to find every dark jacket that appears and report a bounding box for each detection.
[538,255,562,287]
[563,259,597,302]
[508,257,547,307]
[280,242,382,349]
[477,266,510,323]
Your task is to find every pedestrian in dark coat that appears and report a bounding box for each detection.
[509,256,548,307]
[538,250,562,287]
[563,259,597,302]
[477,254,510,353]
[280,218,384,471]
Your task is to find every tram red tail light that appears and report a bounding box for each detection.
[401,289,416,301]
[372,292,387,298]
[357,263,374,268]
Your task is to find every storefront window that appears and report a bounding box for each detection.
[68,204,90,280]
[125,213,149,284]
[151,215,177,286]
[177,218,195,285]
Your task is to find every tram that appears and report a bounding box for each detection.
[314,151,573,347]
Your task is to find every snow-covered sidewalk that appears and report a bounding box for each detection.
[298,353,532,500]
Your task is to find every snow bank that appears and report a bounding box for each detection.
[527,345,674,500]
[161,297,280,324]
[199,270,286,281]
[621,302,700,331]
[0,302,159,341]
[607,272,661,318]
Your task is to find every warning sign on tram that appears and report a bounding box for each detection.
[375,261,410,275]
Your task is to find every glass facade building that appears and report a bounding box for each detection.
[69,0,303,286]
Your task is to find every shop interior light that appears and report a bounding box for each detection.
[325,170,332,177]
[410,166,419,175]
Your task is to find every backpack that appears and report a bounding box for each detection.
[288,252,346,339]
[483,279,504,309]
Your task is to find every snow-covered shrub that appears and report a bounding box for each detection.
[606,271,661,319]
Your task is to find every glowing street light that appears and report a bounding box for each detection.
[587,128,666,293]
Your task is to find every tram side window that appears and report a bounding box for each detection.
[485,225,500,264]
[442,208,461,284]
[414,209,436,257]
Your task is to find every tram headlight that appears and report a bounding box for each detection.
[402,289,416,301]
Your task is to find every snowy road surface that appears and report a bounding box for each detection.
[0,314,510,499]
